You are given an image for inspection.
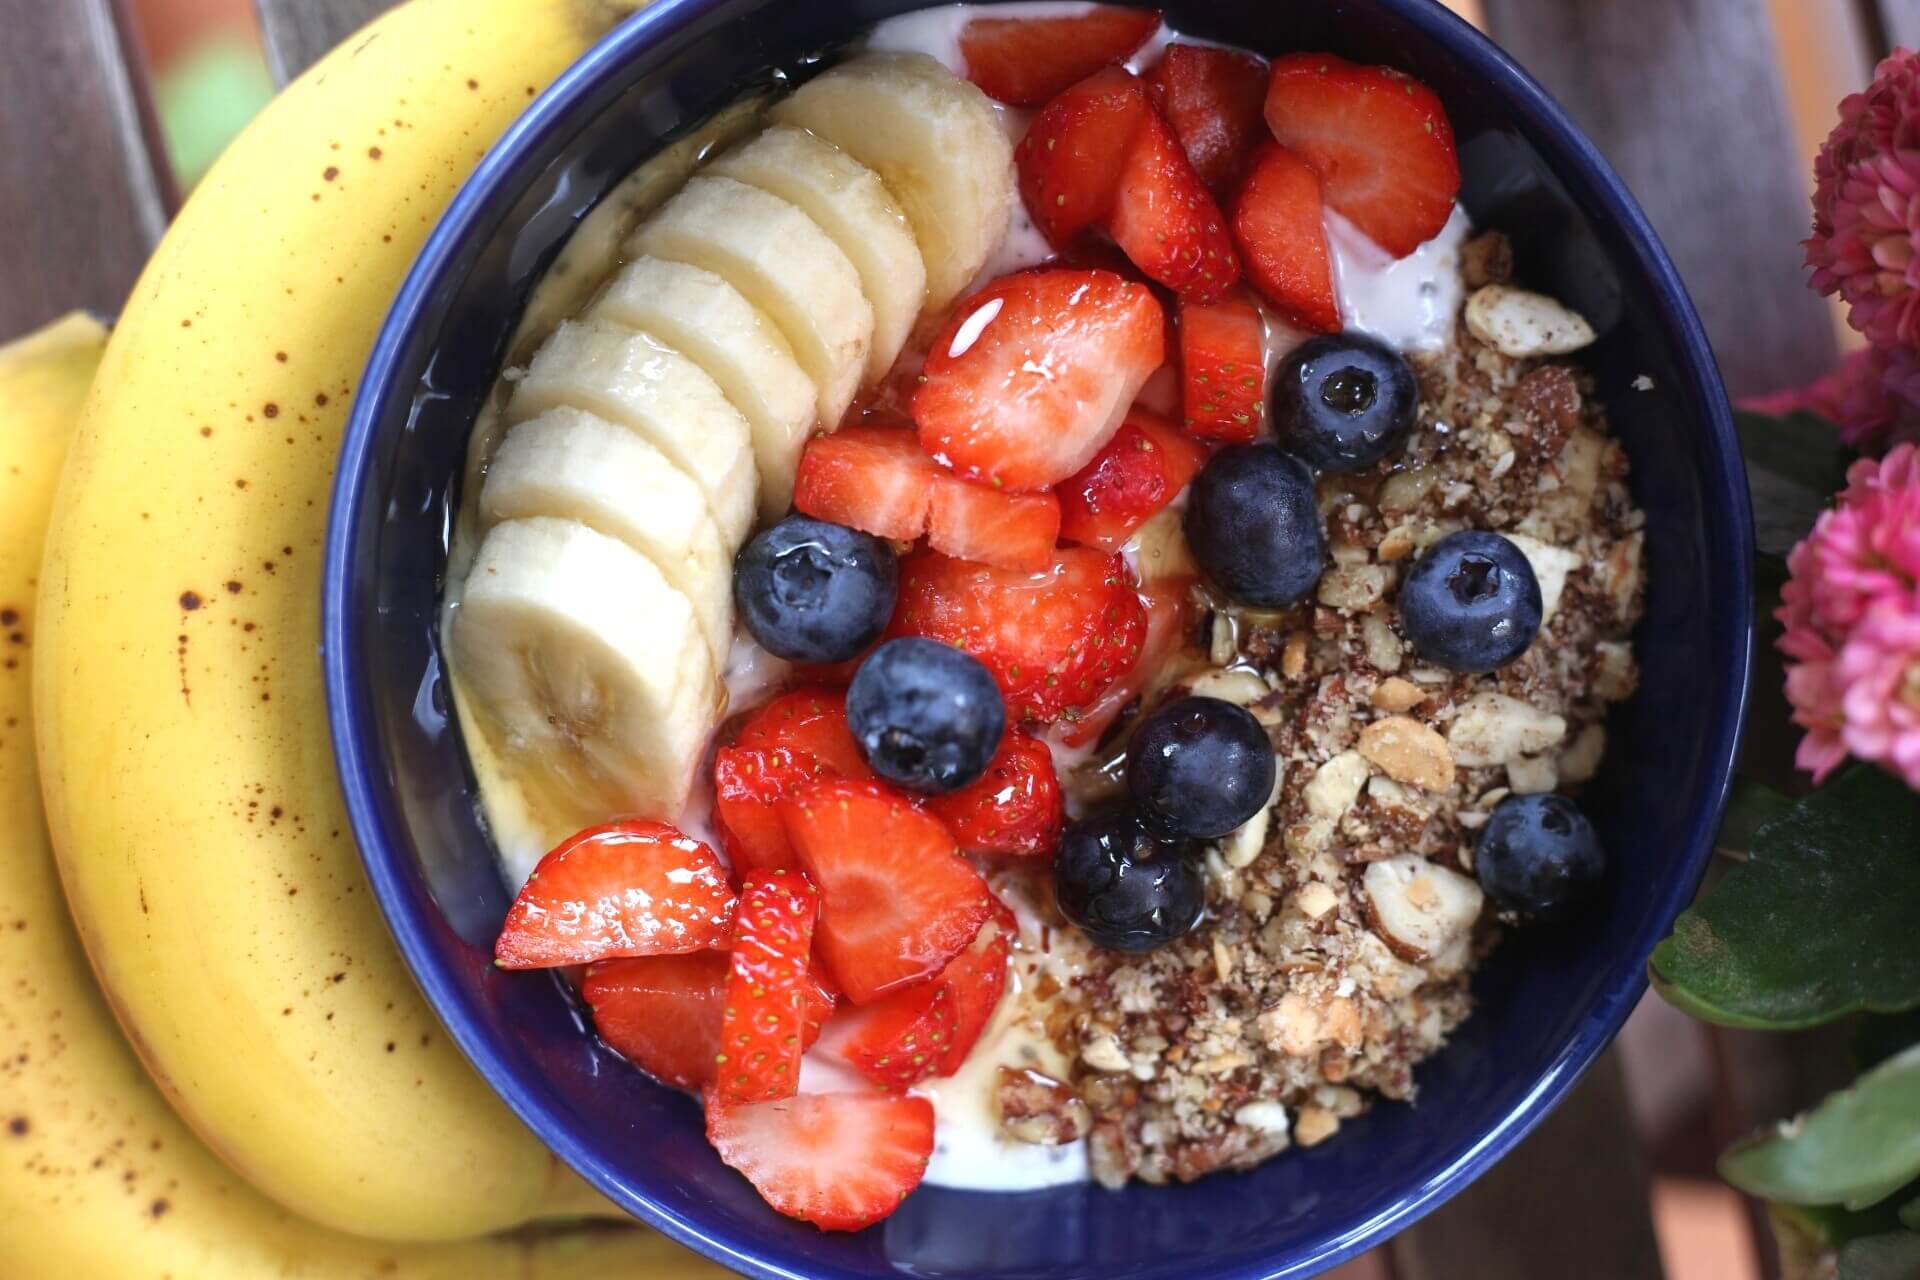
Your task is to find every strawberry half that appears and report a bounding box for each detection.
[1263,52,1460,258]
[914,269,1165,492]
[1056,410,1211,552]
[583,952,729,1090]
[494,821,736,969]
[933,908,1015,1075]
[1017,67,1154,248]
[1108,109,1241,303]
[713,871,819,1105]
[1233,143,1341,333]
[926,730,1064,857]
[1057,577,1198,748]
[791,424,939,542]
[1180,292,1267,442]
[713,689,871,876]
[839,906,1013,1087]
[959,6,1162,107]
[780,778,994,1004]
[705,1091,935,1232]
[927,477,1062,572]
[1146,43,1270,198]
[891,547,1149,724]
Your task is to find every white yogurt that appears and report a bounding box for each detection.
[1328,204,1471,352]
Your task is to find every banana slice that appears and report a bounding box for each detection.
[590,256,815,519]
[771,53,1012,310]
[708,125,927,385]
[507,319,757,546]
[452,516,717,827]
[480,407,733,664]
[629,175,873,429]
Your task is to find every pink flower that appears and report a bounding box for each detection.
[1836,599,1920,785]
[1744,348,1920,453]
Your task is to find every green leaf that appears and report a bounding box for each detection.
[1735,409,1854,559]
[1839,1233,1920,1280]
[1722,1045,1920,1210]
[1650,767,1920,1029]
[1717,777,1796,857]
[1903,1196,1920,1234]
[1775,1200,1913,1251]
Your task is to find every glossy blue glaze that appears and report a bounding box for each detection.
[323,2,1754,1275]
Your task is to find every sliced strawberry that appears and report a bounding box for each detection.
[927,476,1062,572]
[891,547,1149,724]
[792,424,940,541]
[1108,110,1241,303]
[1017,67,1154,248]
[915,269,1165,492]
[779,778,994,1004]
[495,821,736,969]
[837,904,1013,1088]
[802,967,838,1044]
[933,908,1014,1074]
[1056,410,1211,552]
[1146,43,1270,198]
[714,690,873,875]
[927,731,1064,857]
[713,871,819,1105]
[1263,53,1460,258]
[705,1090,935,1232]
[959,6,1162,107]
[734,688,871,773]
[1232,143,1341,333]
[1058,577,1198,747]
[582,952,728,1090]
[1180,292,1267,441]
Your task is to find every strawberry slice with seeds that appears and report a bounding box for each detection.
[1146,43,1270,198]
[792,424,940,541]
[1232,143,1341,333]
[779,778,994,1004]
[583,952,729,1090]
[890,547,1149,724]
[1180,292,1268,441]
[734,687,872,771]
[1056,410,1211,552]
[1108,110,1242,303]
[1017,66,1155,248]
[915,269,1165,492]
[933,907,1015,1075]
[838,903,1014,1087]
[959,6,1162,107]
[704,1090,935,1232]
[1057,577,1199,748]
[713,871,819,1105]
[714,689,872,875]
[1263,52,1460,258]
[495,821,736,968]
[927,476,1063,572]
[927,731,1064,857]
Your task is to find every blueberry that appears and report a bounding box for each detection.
[734,515,897,664]
[1475,793,1605,923]
[1272,332,1419,473]
[1184,444,1327,608]
[1053,810,1203,952]
[1126,695,1277,840]
[1398,530,1543,673]
[847,637,1005,794]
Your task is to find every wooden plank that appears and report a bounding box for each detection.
[1481,0,1836,400]
[255,0,392,84]
[1390,1051,1665,1280]
[0,0,172,339]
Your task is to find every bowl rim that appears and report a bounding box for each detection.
[322,1,1755,1275]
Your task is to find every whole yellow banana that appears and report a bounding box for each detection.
[0,316,725,1279]
[36,0,659,1243]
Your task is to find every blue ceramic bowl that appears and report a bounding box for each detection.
[324,2,1753,1275]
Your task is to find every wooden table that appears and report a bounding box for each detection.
[3,0,1887,1275]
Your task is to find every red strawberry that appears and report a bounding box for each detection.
[582,952,729,1090]
[713,871,819,1105]
[1146,43,1269,198]
[890,547,1149,724]
[1056,410,1211,552]
[933,909,1014,1074]
[837,906,1013,1087]
[704,1090,935,1232]
[791,424,939,541]
[1263,53,1460,258]
[927,476,1062,572]
[495,822,736,969]
[713,690,871,875]
[734,688,871,770]
[779,779,994,1004]
[927,731,1064,857]
[1232,143,1341,333]
[1058,577,1198,747]
[959,6,1162,107]
[1017,67,1154,248]
[1108,110,1242,303]
[1180,292,1267,441]
[915,270,1165,492]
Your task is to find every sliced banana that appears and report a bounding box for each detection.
[709,125,928,385]
[590,256,815,520]
[480,407,733,664]
[628,175,873,429]
[452,517,718,827]
[771,52,1012,310]
[507,319,757,546]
